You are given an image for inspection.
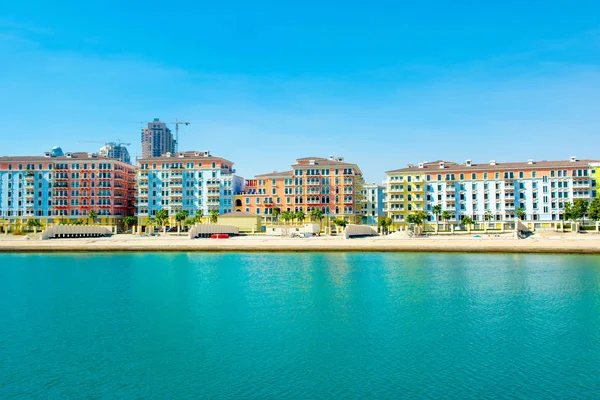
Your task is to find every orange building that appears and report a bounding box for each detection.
[235,156,364,224]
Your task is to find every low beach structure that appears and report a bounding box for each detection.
[41,225,112,240]
[266,223,321,237]
[343,224,378,238]
[188,223,239,239]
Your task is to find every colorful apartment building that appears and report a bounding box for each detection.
[233,171,292,220]
[234,156,365,223]
[361,183,385,225]
[136,151,244,224]
[385,157,599,226]
[0,150,136,227]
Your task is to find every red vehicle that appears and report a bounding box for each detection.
[210,234,229,239]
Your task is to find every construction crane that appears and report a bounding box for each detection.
[131,119,190,152]
[164,119,190,153]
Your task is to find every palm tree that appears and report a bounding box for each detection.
[156,209,169,233]
[195,209,204,224]
[175,211,187,233]
[378,218,388,235]
[462,216,474,232]
[332,217,347,235]
[432,204,442,232]
[385,217,393,233]
[272,207,281,225]
[123,216,138,233]
[27,219,42,233]
[146,216,157,234]
[484,211,492,221]
[309,208,323,222]
[441,210,451,231]
[310,208,324,235]
[88,210,97,225]
[281,211,294,225]
[209,209,219,224]
[295,210,305,226]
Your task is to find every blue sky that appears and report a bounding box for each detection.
[1,1,599,182]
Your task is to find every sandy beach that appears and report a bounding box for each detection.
[1,233,600,254]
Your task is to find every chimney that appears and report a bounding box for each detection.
[329,155,334,160]
[570,156,577,162]
[203,150,210,157]
[407,164,414,168]
[489,160,496,166]
[527,159,534,165]
[66,152,73,158]
[44,152,51,158]
[178,152,184,158]
[336,157,344,162]
[466,159,472,167]
[418,163,424,168]
[439,161,445,169]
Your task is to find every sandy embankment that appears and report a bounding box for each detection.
[1,233,600,254]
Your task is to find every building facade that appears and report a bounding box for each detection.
[361,183,385,225]
[136,151,244,223]
[99,142,131,164]
[141,118,176,159]
[385,157,599,227]
[0,151,136,227]
[234,155,365,223]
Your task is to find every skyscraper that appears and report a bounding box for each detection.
[99,142,131,164]
[141,118,175,159]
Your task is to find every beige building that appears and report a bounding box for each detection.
[218,210,262,233]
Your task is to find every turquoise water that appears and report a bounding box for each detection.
[1,253,600,399]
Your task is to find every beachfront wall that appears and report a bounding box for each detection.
[41,225,112,240]
[344,224,378,238]
[217,211,262,233]
[384,157,600,230]
[188,223,239,238]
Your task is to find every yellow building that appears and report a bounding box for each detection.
[384,167,426,229]
[590,162,600,198]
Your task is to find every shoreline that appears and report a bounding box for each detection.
[1,235,600,254]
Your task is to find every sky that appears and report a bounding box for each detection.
[1,1,599,182]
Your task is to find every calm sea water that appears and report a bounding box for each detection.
[1,253,600,399]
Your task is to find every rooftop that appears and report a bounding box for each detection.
[293,156,362,175]
[255,170,293,178]
[386,158,599,174]
[0,151,125,163]
[137,151,233,164]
